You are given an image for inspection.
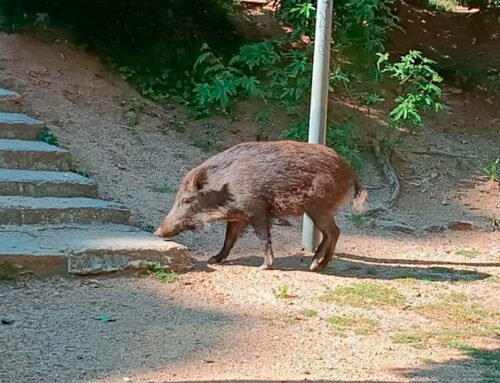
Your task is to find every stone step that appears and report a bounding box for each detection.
[0,196,130,225]
[0,139,70,170]
[0,112,45,140]
[0,169,98,198]
[0,224,192,276]
[0,89,22,112]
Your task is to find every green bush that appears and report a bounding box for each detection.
[377,50,443,136]
[276,0,398,61]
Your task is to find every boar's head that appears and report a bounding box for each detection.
[154,167,231,238]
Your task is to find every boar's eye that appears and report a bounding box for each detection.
[181,197,192,205]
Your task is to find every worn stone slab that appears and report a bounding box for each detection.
[0,196,130,225]
[0,112,45,140]
[0,89,22,112]
[0,224,192,276]
[0,139,70,170]
[0,169,97,197]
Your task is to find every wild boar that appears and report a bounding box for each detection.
[154,140,367,271]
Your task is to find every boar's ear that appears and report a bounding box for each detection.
[202,183,232,206]
[191,168,207,192]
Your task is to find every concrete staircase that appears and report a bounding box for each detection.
[0,89,192,276]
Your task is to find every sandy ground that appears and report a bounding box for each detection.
[0,25,499,383]
[1,232,499,383]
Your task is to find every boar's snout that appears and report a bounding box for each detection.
[153,218,183,238]
[153,227,166,237]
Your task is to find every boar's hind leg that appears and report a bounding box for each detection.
[251,218,274,270]
[307,210,340,271]
[208,220,247,264]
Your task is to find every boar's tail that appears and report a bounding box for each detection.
[352,176,368,213]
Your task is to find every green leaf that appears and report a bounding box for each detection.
[376,52,389,70]
[194,52,213,70]
[94,313,115,322]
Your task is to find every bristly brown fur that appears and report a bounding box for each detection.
[155,140,367,270]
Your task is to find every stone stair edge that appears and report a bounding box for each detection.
[0,223,192,275]
[0,138,67,152]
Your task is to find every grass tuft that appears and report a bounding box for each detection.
[0,262,18,283]
[299,309,319,318]
[151,183,173,193]
[455,249,480,258]
[273,285,292,299]
[392,295,499,349]
[391,331,433,349]
[326,315,379,336]
[319,282,405,307]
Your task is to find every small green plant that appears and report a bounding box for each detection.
[33,12,51,30]
[151,183,173,193]
[273,285,291,299]
[300,309,319,318]
[358,92,385,106]
[69,162,90,178]
[37,127,59,146]
[482,158,499,182]
[126,101,144,127]
[0,262,18,283]
[188,43,265,114]
[275,0,316,37]
[147,262,177,283]
[254,108,273,126]
[326,315,379,336]
[455,249,480,258]
[319,282,405,307]
[349,212,370,227]
[487,215,499,231]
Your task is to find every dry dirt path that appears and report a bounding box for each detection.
[1,230,499,383]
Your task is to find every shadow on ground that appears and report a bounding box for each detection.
[209,253,491,282]
[0,280,235,383]
[151,347,499,382]
[399,347,500,383]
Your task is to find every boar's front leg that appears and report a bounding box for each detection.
[208,220,247,264]
[250,218,274,270]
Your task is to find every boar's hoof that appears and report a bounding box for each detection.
[309,259,323,272]
[259,264,273,271]
[207,256,223,264]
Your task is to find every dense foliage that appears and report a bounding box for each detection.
[0,0,449,166]
[0,0,242,98]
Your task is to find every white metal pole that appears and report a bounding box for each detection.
[302,0,334,252]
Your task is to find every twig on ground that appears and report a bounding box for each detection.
[409,149,474,159]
